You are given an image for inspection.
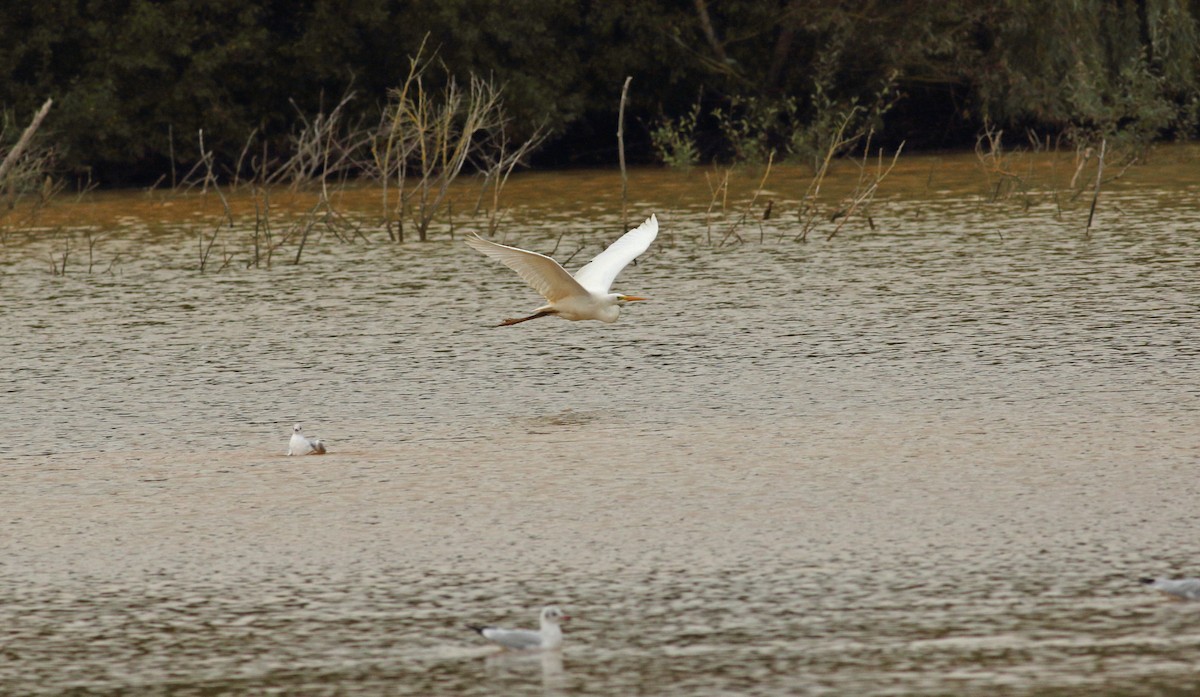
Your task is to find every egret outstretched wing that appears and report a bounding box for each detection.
[572,214,659,293]
[465,235,588,303]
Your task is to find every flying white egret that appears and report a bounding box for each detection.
[1140,577,1200,601]
[465,214,658,326]
[468,606,571,650]
[287,423,327,456]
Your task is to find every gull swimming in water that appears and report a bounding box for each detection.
[1140,577,1200,601]
[468,606,571,650]
[287,423,327,456]
[465,214,658,326]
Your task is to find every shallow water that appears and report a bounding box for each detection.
[2,150,1199,695]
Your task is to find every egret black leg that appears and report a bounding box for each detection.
[497,310,555,326]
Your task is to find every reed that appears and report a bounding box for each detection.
[1084,138,1106,238]
[197,220,222,273]
[720,150,775,246]
[973,121,1028,203]
[704,165,732,246]
[250,186,271,269]
[48,229,69,276]
[267,90,368,192]
[85,231,104,274]
[826,134,904,241]
[795,108,858,242]
[472,121,547,235]
[370,38,545,242]
[618,76,632,233]
[195,146,233,273]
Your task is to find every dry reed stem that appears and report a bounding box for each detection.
[372,35,543,242]
[826,139,904,241]
[266,90,366,192]
[85,231,104,274]
[618,76,632,233]
[704,166,732,245]
[720,150,774,246]
[374,35,434,243]
[232,128,259,188]
[1085,138,1106,237]
[48,229,69,275]
[795,109,858,242]
[476,123,547,235]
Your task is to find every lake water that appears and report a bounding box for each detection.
[2,149,1199,695]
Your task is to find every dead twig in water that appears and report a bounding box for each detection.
[1085,138,1105,238]
[85,230,105,274]
[704,166,731,245]
[472,120,547,236]
[49,229,69,275]
[827,137,904,241]
[795,108,859,242]
[231,127,259,188]
[721,150,774,246]
[618,76,632,234]
[198,220,221,273]
[197,153,233,273]
[974,120,1027,202]
[250,186,270,268]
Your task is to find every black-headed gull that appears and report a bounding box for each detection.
[468,606,571,650]
[1141,577,1200,601]
[287,423,327,456]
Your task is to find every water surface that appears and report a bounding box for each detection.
[2,151,1199,695]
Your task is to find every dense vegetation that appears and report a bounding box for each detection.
[2,0,1198,186]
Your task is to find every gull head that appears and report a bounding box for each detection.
[540,606,570,626]
[293,423,303,434]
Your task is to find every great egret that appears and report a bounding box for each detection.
[465,214,658,326]
[287,423,327,456]
[1140,577,1200,601]
[468,606,571,650]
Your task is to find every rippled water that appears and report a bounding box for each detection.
[2,152,1199,695]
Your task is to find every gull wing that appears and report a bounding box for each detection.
[1146,578,1200,600]
[465,235,588,303]
[480,627,544,650]
[572,214,658,294]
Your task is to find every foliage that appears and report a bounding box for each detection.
[0,0,1197,184]
[649,100,702,168]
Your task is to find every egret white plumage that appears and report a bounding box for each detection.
[465,214,658,326]
[467,606,571,650]
[287,423,327,456]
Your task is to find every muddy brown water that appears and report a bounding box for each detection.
[2,150,1199,695]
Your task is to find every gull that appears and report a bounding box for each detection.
[468,606,571,650]
[287,423,327,456]
[465,214,658,326]
[1140,577,1200,601]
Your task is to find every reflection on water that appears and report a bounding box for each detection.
[1,152,1199,695]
